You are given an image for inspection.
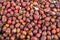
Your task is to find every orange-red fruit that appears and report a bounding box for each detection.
[56,28,60,33]
[31,37,38,40]
[12,21,15,25]
[52,29,56,34]
[47,35,51,40]
[39,10,44,15]
[42,31,47,36]
[36,33,40,38]
[7,20,11,24]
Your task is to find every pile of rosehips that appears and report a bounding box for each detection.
[0,0,60,40]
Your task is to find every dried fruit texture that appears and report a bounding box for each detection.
[0,0,4,2]
[2,15,7,23]
[0,0,60,40]
[41,36,46,40]
[0,21,3,27]
[47,35,51,40]
[52,29,56,34]
[31,37,38,40]
[5,24,9,28]
[51,18,55,22]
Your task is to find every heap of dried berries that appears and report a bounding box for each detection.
[0,0,60,40]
